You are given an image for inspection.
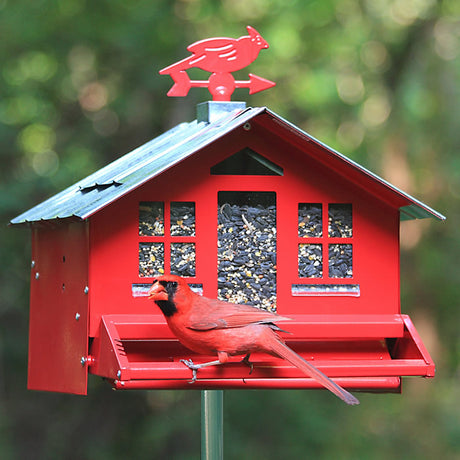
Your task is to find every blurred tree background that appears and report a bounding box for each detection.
[1,0,459,458]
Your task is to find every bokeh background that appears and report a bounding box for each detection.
[1,1,459,458]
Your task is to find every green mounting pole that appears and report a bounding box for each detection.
[201,390,224,460]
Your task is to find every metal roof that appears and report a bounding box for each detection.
[10,104,445,225]
[259,109,445,222]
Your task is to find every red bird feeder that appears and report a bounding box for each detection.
[11,27,444,396]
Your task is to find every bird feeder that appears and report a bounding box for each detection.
[11,27,444,395]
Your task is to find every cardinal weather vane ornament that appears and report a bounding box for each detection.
[159,26,276,101]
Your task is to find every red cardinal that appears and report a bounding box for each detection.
[159,25,269,75]
[148,274,359,405]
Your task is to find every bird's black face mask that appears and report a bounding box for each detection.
[155,281,178,317]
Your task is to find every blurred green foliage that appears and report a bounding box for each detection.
[1,0,459,458]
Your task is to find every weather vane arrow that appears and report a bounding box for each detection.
[159,26,276,101]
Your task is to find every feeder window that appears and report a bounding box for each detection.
[217,191,277,311]
[292,284,360,296]
[298,244,323,278]
[298,203,322,237]
[170,202,195,236]
[139,242,164,277]
[328,204,352,237]
[132,282,203,297]
[138,201,196,278]
[139,202,164,236]
[296,203,355,295]
[171,243,196,277]
[329,244,353,278]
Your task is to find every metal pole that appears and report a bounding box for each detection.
[201,390,223,460]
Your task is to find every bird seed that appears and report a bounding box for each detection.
[217,195,277,311]
[171,242,196,277]
[298,243,323,278]
[170,202,195,236]
[328,204,352,238]
[139,202,164,236]
[328,244,353,278]
[139,242,164,277]
[298,203,323,237]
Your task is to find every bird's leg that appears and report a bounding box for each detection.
[180,358,224,383]
[241,354,254,375]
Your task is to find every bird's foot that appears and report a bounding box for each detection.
[180,359,199,383]
[241,354,254,375]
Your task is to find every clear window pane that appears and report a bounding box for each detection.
[132,283,203,297]
[217,191,277,310]
[170,202,196,236]
[298,244,323,278]
[328,204,352,238]
[298,203,322,237]
[139,242,164,277]
[171,243,196,277]
[329,244,353,278]
[292,284,360,296]
[139,202,164,236]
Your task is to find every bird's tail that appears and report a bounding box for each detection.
[159,56,195,75]
[265,330,360,405]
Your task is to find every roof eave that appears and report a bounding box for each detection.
[262,108,446,222]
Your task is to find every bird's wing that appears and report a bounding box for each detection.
[187,38,236,56]
[188,299,291,331]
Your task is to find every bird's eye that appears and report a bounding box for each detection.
[170,281,178,288]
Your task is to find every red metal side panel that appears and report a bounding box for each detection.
[28,221,89,394]
[394,315,436,377]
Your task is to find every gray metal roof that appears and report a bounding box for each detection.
[10,104,445,225]
[261,109,446,222]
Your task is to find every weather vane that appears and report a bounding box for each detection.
[159,26,276,101]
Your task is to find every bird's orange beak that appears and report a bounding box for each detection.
[148,282,168,301]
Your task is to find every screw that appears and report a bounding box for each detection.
[35,272,40,280]
[84,286,89,294]
[80,356,87,366]
[243,122,251,131]
[31,260,35,268]
[117,370,121,379]
[75,313,81,321]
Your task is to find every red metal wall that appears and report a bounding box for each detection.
[28,221,89,394]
